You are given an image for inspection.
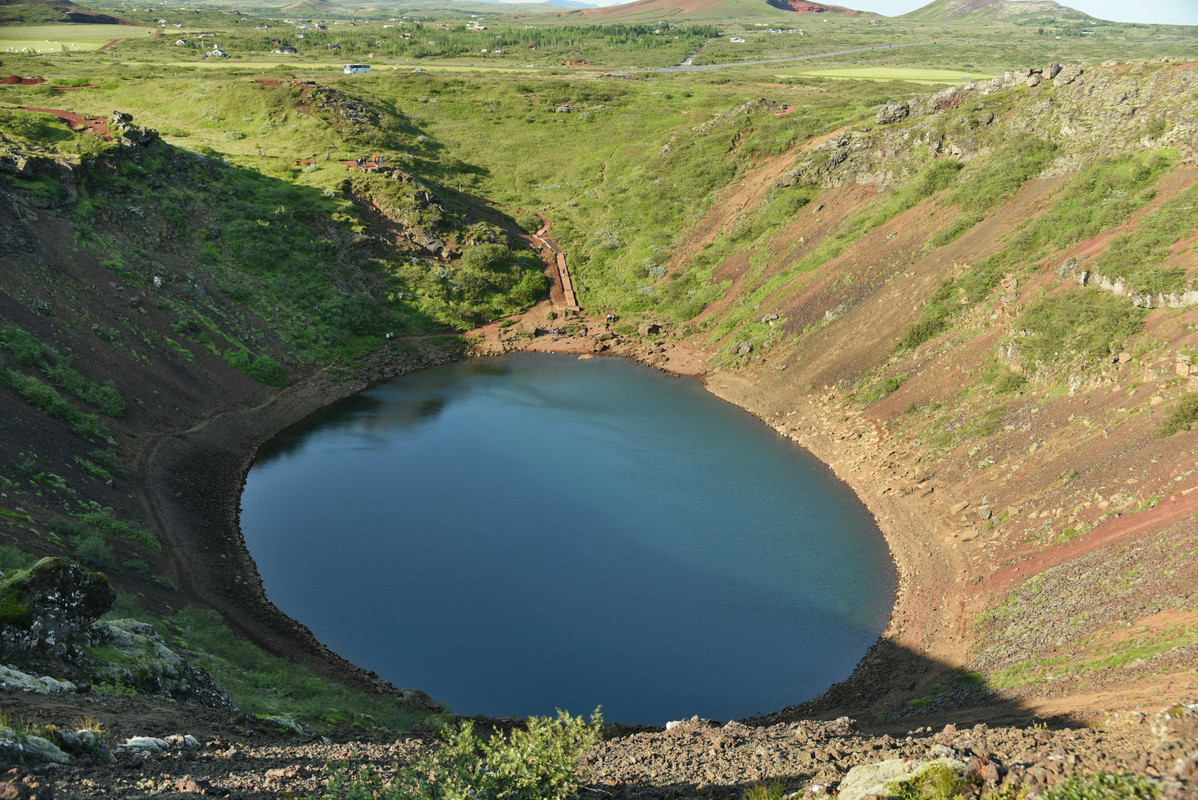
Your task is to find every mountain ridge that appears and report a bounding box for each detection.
[902,0,1093,22]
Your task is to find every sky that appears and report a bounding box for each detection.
[553,0,1198,26]
[845,0,1198,25]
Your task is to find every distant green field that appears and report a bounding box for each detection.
[783,66,996,84]
[0,24,155,54]
[119,58,313,70]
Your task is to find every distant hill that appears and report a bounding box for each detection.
[188,0,580,15]
[583,0,859,20]
[902,0,1092,22]
[280,0,340,15]
[764,0,861,13]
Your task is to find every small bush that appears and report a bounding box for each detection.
[224,350,290,387]
[49,510,160,552]
[79,511,161,552]
[860,373,907,404]
[950,136,1059,213]
[1158,392,1198,437]
[0,546,36,574]
[246,355,289,387]
[900,308,951,350]
[73,456,112,482]
[1015,291,1147,368]
[0,327,125,417]
[0,327,51,368]
[927,212,983,249]
[0,369,112,441]
[71,533,116,573]
[742,780,785,800]
[327,710,603,800]
[891,763,971,800]
[1039,771,1160,800]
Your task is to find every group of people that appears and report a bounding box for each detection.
[354,153,385,168]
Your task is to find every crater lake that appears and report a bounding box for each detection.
[240,353,895,724]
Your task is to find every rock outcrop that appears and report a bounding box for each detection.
[778,60,1198,192]
[82,620,233,709]
[0,558,115,662]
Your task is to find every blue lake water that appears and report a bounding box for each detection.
[240,353,895,724]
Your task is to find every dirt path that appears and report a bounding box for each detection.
[469,194,581,312]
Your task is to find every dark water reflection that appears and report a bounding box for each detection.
[240,353,895,724]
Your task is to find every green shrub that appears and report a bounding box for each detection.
[0,545,36,574]
[0,327,51,368]
[742,781,785,800]
[327,710,603,800]
[927,212,983,249]
[79,511,161,552]
[71,533,116,573]
[860,373,907,403]
[1014,291,1147,368]
[73,456,112,482]
[1094,182,1198,294]
[891,763,971,800]
[0,327,125,416]
[1039,771,1160,800]
[900,282,956,350]
[0,369,112,441]
[1158,392,1198,437]
[985,365,1027,394]
[950,136,1059,213]
[247,355,289,387]
[49,510,160,552]
[87,449,124,478]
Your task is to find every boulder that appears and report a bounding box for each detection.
[836,757,967,800]
[117,737,170,754]
[0,665,76,694]
[0,731,70,768]
[1053,64,1084,87]
[0,558,115,661]
[876,102,910,125]
[399,688,442,710]
[83,620,233,709]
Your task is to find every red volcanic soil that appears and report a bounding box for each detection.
[767,0,860,12]
[19,106,112,140]
[1,75,46,85]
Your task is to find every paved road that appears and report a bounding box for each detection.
[647,42,941,73]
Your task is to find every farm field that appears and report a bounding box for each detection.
[779,65,995,84]
[0,23,154,54]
